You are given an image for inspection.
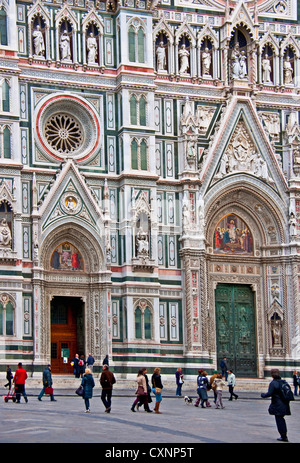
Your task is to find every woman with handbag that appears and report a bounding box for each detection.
[194,370,209,408]
[137,368,153,412]
[81,368,95,413]
[151,367,163,414]
[175,367,184,397]
[131,369,150,412]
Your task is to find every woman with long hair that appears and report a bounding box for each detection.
[152,367,163,414]
[131,368,150,413]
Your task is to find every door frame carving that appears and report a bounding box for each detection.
[208,274,264,378]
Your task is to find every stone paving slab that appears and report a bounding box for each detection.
[1,389,299,446]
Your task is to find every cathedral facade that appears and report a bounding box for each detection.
[0,0,299,378]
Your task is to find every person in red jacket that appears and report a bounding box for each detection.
[13,362,28,403]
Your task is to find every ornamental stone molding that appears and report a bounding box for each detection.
[34,92,102,164]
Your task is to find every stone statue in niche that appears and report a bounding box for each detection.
[292,146,300,176]
[0,219,12,248]
[187,139,196,160]
[289,212,297,237]
[283,56,293,84]
[156,41,166,72]
[60,30,71,62]
[33,25,45,57]
[231,43,248,80]
[262,54,272,83]
[87,32,97,65]
[202,48,211,76]
[136,226,149,257]
[178,44,190,74]
[271,317,283,347]
[182,204,190,232]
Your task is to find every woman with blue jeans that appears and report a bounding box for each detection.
[152,367,163,414]
[81,368,95,413]
[175,367,184,397]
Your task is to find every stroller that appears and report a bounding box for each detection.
[4,383,16,402]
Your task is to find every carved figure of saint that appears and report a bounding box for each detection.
[0,218,11,247]
[262,54,272,82]
[202,48,211,76]
[33,25,45,57]
[289,212,297,237]
[65,196,76,211]
[231,43,241,79]
[60,29,71,61]
[156,41,166,71]
[178,44,190,74]
[239,51,247,79]
[284,56,293,84]
[136,227,149,256]
[87,32,97,65]
[272,319,282,347]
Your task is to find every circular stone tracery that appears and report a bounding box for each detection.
[44,113,83,153]
[35,93,101,163]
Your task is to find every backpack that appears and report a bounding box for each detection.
[279,380,294,402]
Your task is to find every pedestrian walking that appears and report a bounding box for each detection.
[194,370,210,408]
[210,370,218,404]
[103,354,109,366]
[152,367,163,414]
[38,364,56,402]
[79,355,85,378]
[86,353,95,372]
[227,369,238,400]
[175,367,184,397]
[71,354,80,378]
[4,365,13,389]
[131,368,151,413]
[292,370,299,396]
[13,362,28,403]
[261,368,292,442]
[137,368,152,412]
[213,374,226,409]
[100,364,116,413]
[220,357,228,381]
[81,368,95,413]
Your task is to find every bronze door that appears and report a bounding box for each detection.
[215,284,257,377]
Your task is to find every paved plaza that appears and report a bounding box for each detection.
[0,387,299,446]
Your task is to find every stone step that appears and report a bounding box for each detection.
[1,374,275,392]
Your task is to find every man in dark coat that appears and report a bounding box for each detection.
[38,364,56,401]
[220,357,228,381]
[100,364,116,413]
[261,368,291,442]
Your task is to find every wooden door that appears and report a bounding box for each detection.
[50,297,82,374]
[215,284,257,377]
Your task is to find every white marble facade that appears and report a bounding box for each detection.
[0,0,299,379]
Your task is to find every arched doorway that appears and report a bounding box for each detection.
[215,283,257,377]
[34,221,110,373]
[50,296,84,374]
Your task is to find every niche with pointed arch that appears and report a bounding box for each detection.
[213,214,253,255]
[50,242,84,271]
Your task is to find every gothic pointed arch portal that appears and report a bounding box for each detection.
[33,223,111,373]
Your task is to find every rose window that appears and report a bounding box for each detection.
[34,93,102,163]
[44,114,83,153]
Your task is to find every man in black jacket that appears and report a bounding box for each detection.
[261,369,291,442]
[38,364,56,402]
[100,364,116,413]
